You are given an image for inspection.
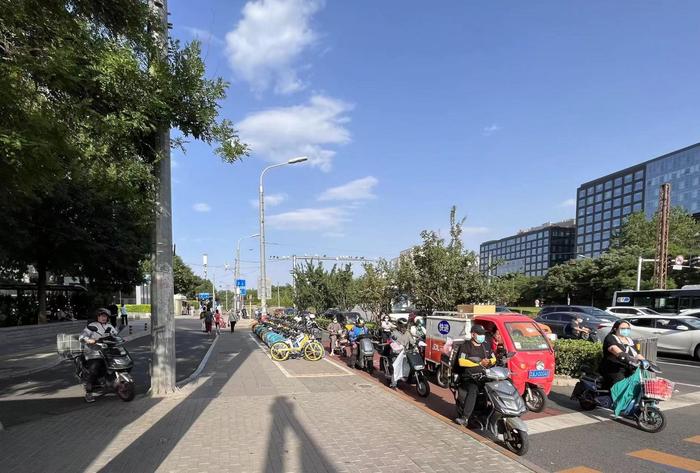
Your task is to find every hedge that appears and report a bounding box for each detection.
[315,317,331,330]
[554,339,603,377]
[125,304,151,313]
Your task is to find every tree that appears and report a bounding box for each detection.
[0,1,248,322]
[399,206,490,310]
[354,260,394,320]
[173,255,204,298]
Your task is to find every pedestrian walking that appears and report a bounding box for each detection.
[204,308,214,336]
[214,309,224,335]
[120,303,128,328]
[107,301,119,327]
[229,310,239,333]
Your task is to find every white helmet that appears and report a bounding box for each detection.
[308,313,315,319]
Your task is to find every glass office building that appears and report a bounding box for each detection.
[479,220,575,277]
[576,142,700,257]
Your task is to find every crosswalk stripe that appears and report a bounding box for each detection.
[556,467,602,473]
[627,449,700,472]
[685,435,700,444]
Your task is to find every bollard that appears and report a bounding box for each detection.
[144,322,148,332]
[129,325,133,335]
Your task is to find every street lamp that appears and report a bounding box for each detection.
[235,233,259,313]
[259,156,308,314]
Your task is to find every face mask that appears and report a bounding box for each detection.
[620,328,631,337]
[475,334,486,344]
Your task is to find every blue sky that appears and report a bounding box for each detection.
[168,0,700,290]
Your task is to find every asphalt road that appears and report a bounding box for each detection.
[0,319,213,428]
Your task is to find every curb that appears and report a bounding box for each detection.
[553,375,579,387]
[176,334,220,388]
[324,355,546,473]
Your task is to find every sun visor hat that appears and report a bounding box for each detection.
[470,325,486,335]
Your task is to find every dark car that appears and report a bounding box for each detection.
[336,311,361,328]
[534,312,613,340]
[539,305,617,322]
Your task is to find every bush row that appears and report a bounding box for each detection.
[125,304,151,313]
[554,339,602,377]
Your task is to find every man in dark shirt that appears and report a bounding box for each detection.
[454,324,496,427]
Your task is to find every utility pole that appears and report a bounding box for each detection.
[148,0,175,395]
[653,183,671,289]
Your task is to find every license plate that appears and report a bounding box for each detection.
[529,369,550,378]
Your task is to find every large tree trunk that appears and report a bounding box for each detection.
[37,262,47,324]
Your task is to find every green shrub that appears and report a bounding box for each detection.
[554,339,603,377]
[315,317,331,330]
[125,304,150,313]
[365,322,377,330]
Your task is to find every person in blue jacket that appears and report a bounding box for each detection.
[348,319,368,362]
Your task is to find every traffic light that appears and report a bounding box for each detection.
[691,256,700,269]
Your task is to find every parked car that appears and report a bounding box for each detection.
[336,311,361,329]
[623,315,700,359]
[534,312,612,341]
[606,306,667,316]
[539,305,618,322]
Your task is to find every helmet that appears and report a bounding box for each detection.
[414,316,424,326]
[396,316,408,327]
[95,308,110,318]
[308,313,316,319]
[357,319,365,327]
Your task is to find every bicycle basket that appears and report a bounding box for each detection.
[57,333,82,359]
[642,377,674,401]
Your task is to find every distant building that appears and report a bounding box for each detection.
[576,143,700,257]
[479,220,575,277]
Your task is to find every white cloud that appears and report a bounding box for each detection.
[559,198,576,208]
[461,226,490,235]
[249,193,288,208]
[193,203,212,213]
[482,124,501,136]
[267,207,347,230]
[225,0,323,94]
[183,26,224,46]
[238,95,352,171]
[318,176,378,201]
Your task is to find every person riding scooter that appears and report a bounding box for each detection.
[454,325,496,426]
[388,318,415,388]
[348,319,368,362]
[78,308,118,403]
[600,319,646,389]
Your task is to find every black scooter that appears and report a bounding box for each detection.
[571,359,667,433]
[75,332,135,402]
[353,334,375,373]
[449,351,529,455]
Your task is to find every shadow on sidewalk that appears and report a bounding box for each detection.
[263,396,338,473]
[94,331,252,472]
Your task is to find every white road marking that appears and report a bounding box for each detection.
[673,382,700,388]
[527,390,700,435]
[248,334,353,378]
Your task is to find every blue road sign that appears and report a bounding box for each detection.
[240,288,247,296]
[236,279,246,287]
[198,292,211,299]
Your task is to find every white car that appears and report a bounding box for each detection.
[606,306,668,316]
[622,315,700,360]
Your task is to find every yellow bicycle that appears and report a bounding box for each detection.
[270,332,324,362]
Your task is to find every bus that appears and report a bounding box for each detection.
[612,286,700,314]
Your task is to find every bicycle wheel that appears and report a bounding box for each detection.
[303,341,324,361]
[270,342,290,361]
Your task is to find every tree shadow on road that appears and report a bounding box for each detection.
[263,396,338,473]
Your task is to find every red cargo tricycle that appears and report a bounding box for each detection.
[473,314,556,412]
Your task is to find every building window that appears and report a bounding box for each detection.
[623,195,632,205]
[624,173,633,184]
[613,187,622,197]
[604,180,613,190]
[634,192,643,202]
[604,200,612,210]
[603,210,611,220]
[624,184,632,194]
[634,170,644,180]
[603,220,611,230]
[623,205,632,216]
[634,181,644,191]
[613,208,621,217]
[614,177,623,186]
[633,202,642,212]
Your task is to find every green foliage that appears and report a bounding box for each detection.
[554,339,603,377]
[398,206,490,311]
[315,317,331,330]
[293,262,357,313]
[125,304,150,313]
[354,261,394,318]
[173,255,205,298]
[0,0,248,322]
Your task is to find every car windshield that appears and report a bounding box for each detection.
[640,308,661,315]
[681,318,700,329]
[505,322,550,351]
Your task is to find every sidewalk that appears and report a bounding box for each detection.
[0,320,151,380]
[0,320,531,473]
